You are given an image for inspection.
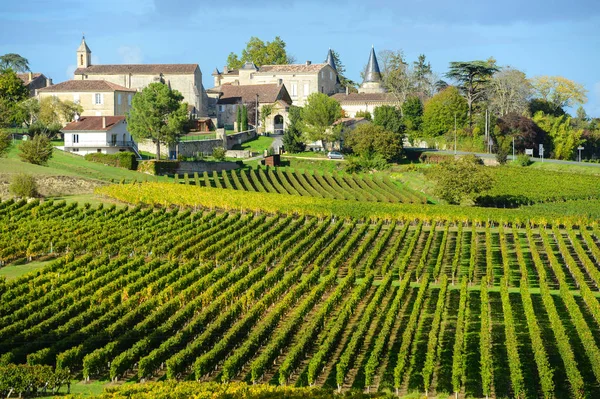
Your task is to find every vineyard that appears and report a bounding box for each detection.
[176,167,427,204]
[2,199,600,398]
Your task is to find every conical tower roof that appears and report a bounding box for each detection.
[326,49,336,72]
[363,46,381,83]
[77,36,91,53]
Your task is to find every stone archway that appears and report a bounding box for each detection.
[274,114,284,134]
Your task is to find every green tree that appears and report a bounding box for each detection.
[283,105,305,153]
[0,54,30,73]
[413,54,435,97]
[259,104,274,134]
[19,134,53,165]
[18,97,82,137]
[0,131,11,157]
[533,113,583,160]
[346,123,402,162]
[301,93,343,147]
[422,87,468,137]
[0,69,29,127]
[227,36,294,69]
[428,155,494,204]
[488,67,532,116]
[9,173,38,198]
[403,96,423,139]
[379,50,415,114]
[446,60,499,126]
[236,106,242,132]
[241,105,249,131]
[354,110,372,121]
[126,82,188,160]
[373,105,404,135]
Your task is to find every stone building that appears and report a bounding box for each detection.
[60,115,137,156]
[211,83,292,133]
[211,50,339,108]
[37,80,136,117]
[17,72,52,97]
[72,36,208,116]
[332,47,400,117]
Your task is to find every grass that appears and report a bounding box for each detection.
[0,144,169,183]
[49,193,128,208]
[0,259,54,280]
[232,135,274,153]
[280,158,346,174]
[283,151,328,158]
[525,160,600,175]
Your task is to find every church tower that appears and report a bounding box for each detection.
[77,36,91,69]
[359,46,386,94]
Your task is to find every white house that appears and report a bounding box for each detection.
[60,115,139,156]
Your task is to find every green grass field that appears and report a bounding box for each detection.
[232,135,274,153]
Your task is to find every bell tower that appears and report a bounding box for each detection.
[77,35,91,69]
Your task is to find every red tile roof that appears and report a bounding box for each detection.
[38,80,136,93]
[17,73,43,85]
[74,64,198,75]
[61,116,126,132]
[331,93,398,103]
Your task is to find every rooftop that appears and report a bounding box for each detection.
[38,80,136,93]
[74,64,198,75]
[61,116,126,131]
[216,83,290,105]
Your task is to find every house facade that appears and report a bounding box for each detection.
[72,37,208,117]
[17,73,52,97]
[37,80,136,117]
[211,50,339,108]
[60,116,138,156]
[211,83,292,133]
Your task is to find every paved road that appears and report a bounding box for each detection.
[420,148,600,168]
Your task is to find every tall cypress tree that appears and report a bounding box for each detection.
[241,105,249,131]
[236,106,242,132]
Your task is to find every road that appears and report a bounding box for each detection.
[421,148,600,168]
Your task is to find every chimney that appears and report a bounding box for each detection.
[28,72,32,81]
[346,86,349,95]
[46,78,52,87]
[102,116,106,129]
[305,60,312,66]
[223,66,229,74]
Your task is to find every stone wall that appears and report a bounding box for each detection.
[225,150,253,159]
[137,139,171,158]
[225,129,256,149]
[176,139,224,157]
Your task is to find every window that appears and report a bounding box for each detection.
[118,94,122,105]
[94,93,103,105]
[73,94,80,104]
[73,134,79,144]
[321,71,324,78]
[291,83,297,97]
[72,148,79,152]
[128,94,132,105]
[219,105,225,112]
[111,134,117,145]
[303,83,309,98]
[97,149,102,153]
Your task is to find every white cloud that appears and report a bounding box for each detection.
[117,46,143,64]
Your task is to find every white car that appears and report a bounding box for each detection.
[327,151,344,160]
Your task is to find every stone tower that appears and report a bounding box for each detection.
[77,36,91,69]
[359,46,386,94]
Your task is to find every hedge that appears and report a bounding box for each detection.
[84,152,138,170]
[137,160,180,176]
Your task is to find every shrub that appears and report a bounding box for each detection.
[428,155,493,204]
[0,131,12,157]
[9,174,38,198]
[84,152,138,170]
[496,148,509,165]
[18,134,53,165]
[137,160,180,175]
[212,147,226,161]
[515,153,531,167]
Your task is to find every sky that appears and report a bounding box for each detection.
[1,0,599,116]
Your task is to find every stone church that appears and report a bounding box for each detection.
[72,37,208,116]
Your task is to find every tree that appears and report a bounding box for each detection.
[428,155,494,204]
[413,54,436,98]
[17,97,82,137]
[373,105,403,135]
[19,134,53,165]
[531,75,588,111]
[301,93,343,147]
[354,110,372,121]
[236,106,242,132]
[0,131,11,157]
[533,113,583,160]
[402,96,423,135]
[488,67,532,116]
[379,50,415,115]
[446,60,499,127]
[528,98,565,117]
[283,105,305,153]
[326,49,356,90]
[0,69,29,127]
[241,105,249,131]
[0,54,30,73]
[227,36,294,69]
[496,113,547,154]
[9,173,38,198]
[126,82,188,160]
[345,123,402,162]
[422,87,468,137]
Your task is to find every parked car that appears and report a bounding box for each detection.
[327,151,344,160]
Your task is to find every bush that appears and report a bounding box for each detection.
[515,153,531,167]
[9,174,38,198]
[495,148,509,165]
[0,131,11,157]
[428,155,493,204]
[84,152,138,170]
[18,134,53,165]
[137,160,180,176]
[344,154,389,173]
[212,147,226,161]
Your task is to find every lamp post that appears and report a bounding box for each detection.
[255,94,259,135]
[512,136,515,161]
[578,146,584,162]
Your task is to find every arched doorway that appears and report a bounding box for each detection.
[274,115,284,134]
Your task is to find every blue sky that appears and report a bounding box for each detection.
[1,0,599,116]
